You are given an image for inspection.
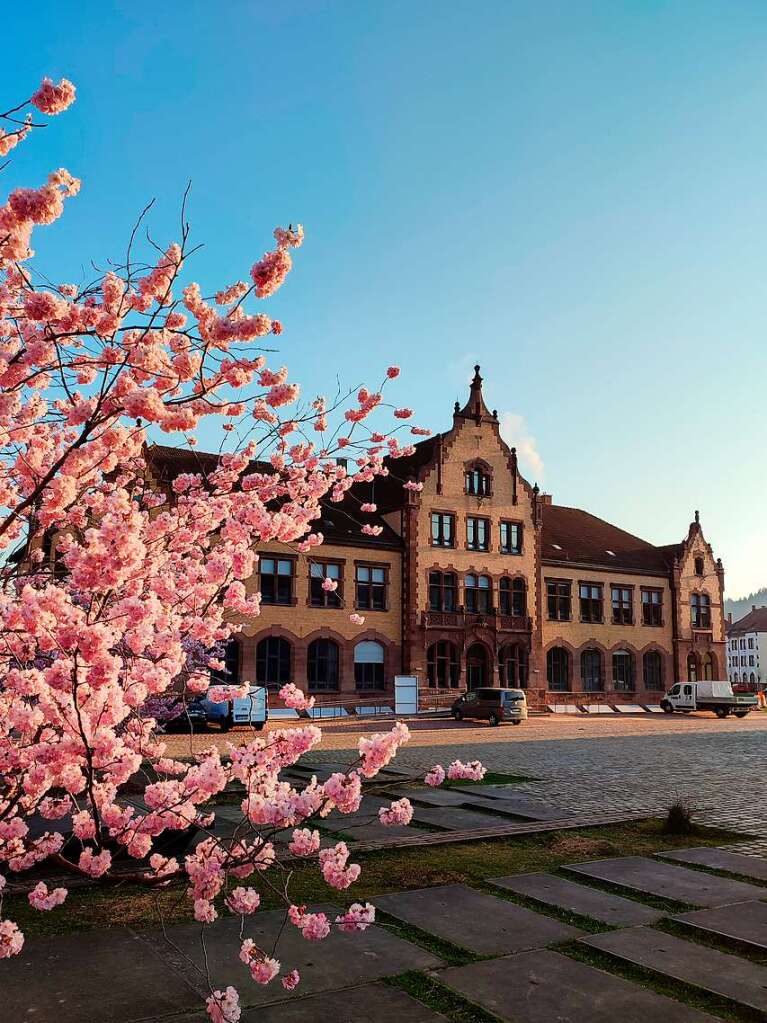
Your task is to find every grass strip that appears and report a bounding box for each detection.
[386,971,503,1023]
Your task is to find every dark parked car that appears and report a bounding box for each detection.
[451,687,528,726]
[142,695,208,732]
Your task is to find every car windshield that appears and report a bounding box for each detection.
[501,690,525,702]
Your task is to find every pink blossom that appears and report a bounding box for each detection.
[378,797,413,826]
[225,887,261,915]
[206,986,241,1023]
[321,577,337,592]
[281,969,300,990]
[446,759,486,782]
[424,765,446,787]
[349,613,365,625]
[403,481,423,492]
[28,882,67,911]
[318,842,361,890]
[279,683,315,712]
[359,502,377,512]
[335,902,375,933]
[288,828,320,856]
[361,524,383,536]
[393,407,413,419]
[0,920,24,958]
[31,77,76,115]
[386,366,400,379]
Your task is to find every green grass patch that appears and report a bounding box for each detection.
[444,771,536,788]
[3,818,743,939]
[562,940,762,1023]
[656,918,767,965]
[376,910,480,966]
[386,972,502,1023]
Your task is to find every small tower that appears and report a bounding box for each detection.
[453,365,498,426]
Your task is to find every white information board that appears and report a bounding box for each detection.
[394,675,418,715]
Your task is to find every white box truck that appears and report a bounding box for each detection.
[660,680,757,719]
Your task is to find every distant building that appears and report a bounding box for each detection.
[726,606,767,689]
[147,366,728,708]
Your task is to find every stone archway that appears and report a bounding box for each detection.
[466,643,490,690]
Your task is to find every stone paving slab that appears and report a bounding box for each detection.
[410,805,513,831]
[491,872,662,925]
[141,904,442,1008]
[0,927,200,1023]
[673,900,767,951]
[438,949,716,1022]
[173,982,449,1022]
[582,926,767,1014]
[450,783,534,800]
[374,884,582,954]
[399,786,490,807]
[565,855,767,907]
[660,846,767,881]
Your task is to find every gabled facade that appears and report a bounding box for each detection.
[147,366,727,707]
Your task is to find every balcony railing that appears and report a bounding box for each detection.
[421,609,531,632]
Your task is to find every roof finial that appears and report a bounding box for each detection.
[694,509,700,525]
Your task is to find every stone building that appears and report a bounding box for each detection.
[726,606,767,689]
[149,367,727,708]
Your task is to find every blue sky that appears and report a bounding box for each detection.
[4,1,766,596]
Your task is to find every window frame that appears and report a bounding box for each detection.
[427,641,460,689]
[464,573,492,614]
[354,640,385,691]
[255,636,292,689]
[430,511,456,548]
[579,581,603,624]
[428,570,458,612]
[547,646,570,691]
[641,587,663,627]
[499,520,523,555]
[354,561,389,612]
[308,559,343,608]
[611,585,633,625]
[464,464,492,497]
[580,648,603,691]
[466,515,490,552]
[690,592,711,630]
[258,555,296,606]
[546,579,572,621]
[307,637,340,693]
[643,650,664,690]
[612,650,635,691]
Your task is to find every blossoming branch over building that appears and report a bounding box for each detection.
[148,367,727,709]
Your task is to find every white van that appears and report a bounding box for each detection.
[201,685,269,731]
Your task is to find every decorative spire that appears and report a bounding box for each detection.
[454,364,495,423]
[694,509,700,525]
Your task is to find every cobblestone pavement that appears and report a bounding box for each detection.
[165,713,767,854]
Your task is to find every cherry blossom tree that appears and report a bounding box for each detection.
[0,77,482,1021]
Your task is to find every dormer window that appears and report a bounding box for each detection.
[694,556,704,576]
[465,465,491,497]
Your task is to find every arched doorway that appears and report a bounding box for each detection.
[466,643,489,690]
[687,653,699,683]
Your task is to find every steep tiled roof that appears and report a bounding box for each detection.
[728,607,767,635]
[145,444,402,551]
[542,504,671,575]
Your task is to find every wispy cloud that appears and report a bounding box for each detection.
[499,411,544,482]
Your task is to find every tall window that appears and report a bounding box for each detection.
[691,593,711,629]
[702,653,714,680]
[465,573,491,613]
[579,583,603,623]
[694,556,704,576]
[354,640,384,691]
[309,561,342,608]
[580,649,603,691]
[465,466,491,496]
[499,644,528,688]
[429,571,458,612]
[466,516,489,551]
[259,557,294,605]
[499,577,526,617]
[499,522,523,555]
[211,639,240,684]
[307,639,339,692]
[641,588,663,627]
[427,641,459,688]
[612,650,634,691]
[643,651,663,690]
[431,512,455,548]
[547,647,570,691]
[687,654,698,682]
[256,637,291,688]
[611,586,633,625]
[355,565,387,610]
[547,580,571,621]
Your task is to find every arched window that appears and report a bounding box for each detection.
[307,638,339,692]
[465,465,491,496]
[687,653,699,682]
[211,639,240,684]
[256,636,291,689]
[499,644,528,688]
[612,650,634,691]
[499,577,526,617]
[643,651,663,691]
[702,653,714,681]
[547,647,570,691]
[354,641,384,691]
[750,672,757,685]
[581,649,603,692]
[429,571,457,612]
[427,642,459,689]
[733,673,739,684]
[691,593,711,629]
[465,574,491,613]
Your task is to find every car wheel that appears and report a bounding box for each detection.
[252,721,265,731]
[488,712,500,726]
[714,706,729,719]
[661,701,673,714]
[452,709,463,721]
[219,713,232,732]
[735,711,748,718]
[511,719,522,725]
